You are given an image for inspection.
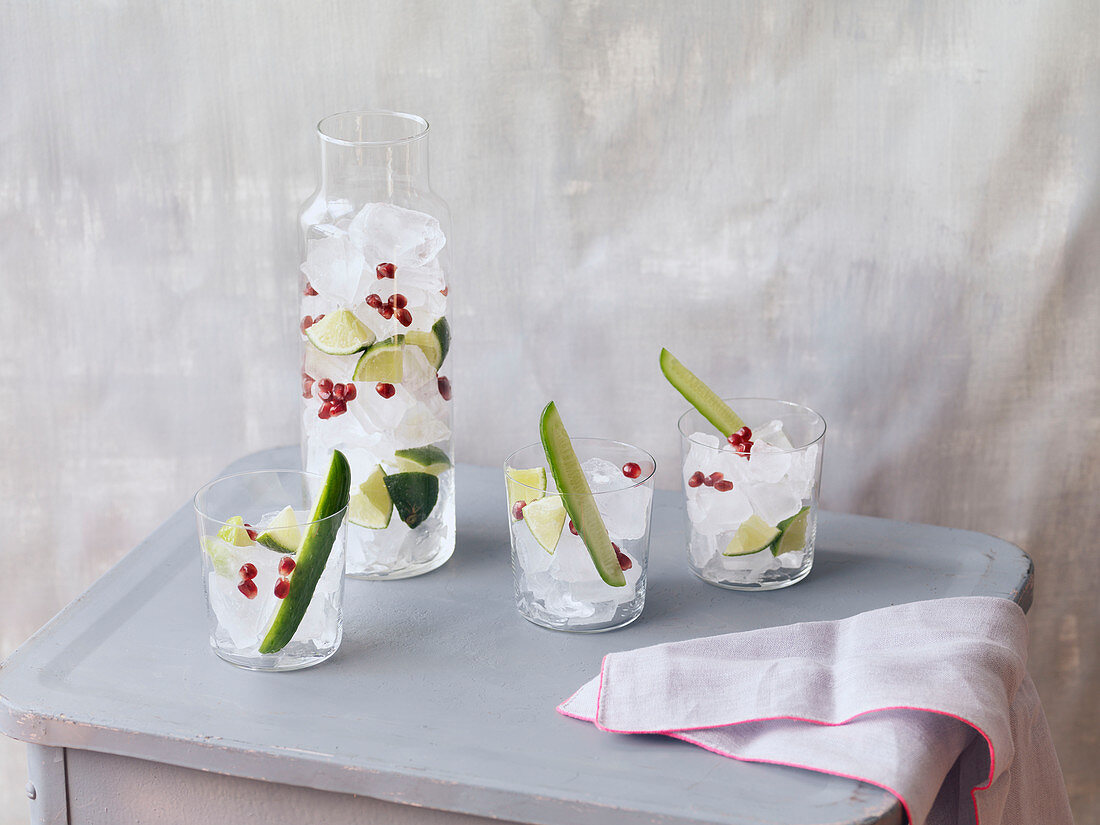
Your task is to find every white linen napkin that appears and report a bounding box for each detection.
[559,597,1072,825]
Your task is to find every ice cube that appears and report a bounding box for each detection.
[579,458,652,541]
[302,347,357,383]
[745,477,803,526]
[685,483,753,536]
[743,442,792,483]
[785,443,820,499]
[753,419,793,450]
[301,234,367,305]
[512,522,554,575]
[348,203,446,268]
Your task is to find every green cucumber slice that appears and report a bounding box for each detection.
[772,506,810,556]
[258,450,351,654]
[659,348,745,437]
[383,472,439,529]
[255,506,302,552]
[539,401,625,587]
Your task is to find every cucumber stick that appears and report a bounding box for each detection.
[659,348,745,437]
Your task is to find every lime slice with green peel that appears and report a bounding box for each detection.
[772,506,810,557]
[256,506,302,553]
[540,401,625,587]
[723,515,781,556]
[217,516,253,547]
[305,309,376,356]
[202,536,239,577]
[506,467,546,510]
[394,446,452,475]
[348,466,392,528]
[259,450,351,655]
[405,317,451,370]
[353,336,405,382]
[383,472,439,529]
[659,348,746,437]
[523,496,567,553]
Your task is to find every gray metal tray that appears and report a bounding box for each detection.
[0,446,1033,825]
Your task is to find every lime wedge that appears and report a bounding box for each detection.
[405,317,451,370]
[506,467,546,510]
[539,401,625,587]
[305,309,376,356]
[202,536,239,577]
[523,496,567,553]
[353,336,405,382]
[393,446,452,475]
[772,506,810,556]
[217,516,253,547]
[259,450,351,655]
[256,505,302,553]
[659,348,745,437]
[723,514,780,556]
[383,472,439,529]
[348,466,392,528]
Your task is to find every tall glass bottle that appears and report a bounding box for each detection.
[298,111,454,579]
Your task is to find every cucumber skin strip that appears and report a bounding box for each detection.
[659,348,745,438]
[539,402,626,588]
[259,451,351,654]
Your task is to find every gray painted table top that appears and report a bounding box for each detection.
[0,446,1033,825]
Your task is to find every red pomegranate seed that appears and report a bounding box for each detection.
[614,545,633,571]
[708,472,724,485]
[239,563,257,580]
[736,426,752,441]
[384,296,395,309]
[376,382,396,399]
[622,462,641,479]
[392,293,408,309]
[395,308,413,327]
[299,316,314,333]
[512,501,526,520]
[440,286,448,296]
[376,262,396,279]
[316,378,333,400]
[243,524,258,541]
[279,556,296,576]
[568,520,578,536]
[332,383,346,400]
[302,375,314,399]
[303,282,318,296]
[702,475,715,487]
[318,401,333,419]
[273,578,291,600]
[329,399,347,416]
[714,480,734,492]
[343,383,357,401]
[380,306,394,320]
[687,471,705,488]
[238,579,258,599]
[314,314,324,323]
[727,432,744,446]
[438,376,452,400]
[366,294,383,309]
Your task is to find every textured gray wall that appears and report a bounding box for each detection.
[2,1,1097,822]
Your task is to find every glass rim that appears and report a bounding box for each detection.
[503,437,657,495]
[316,109,429,147]
[193,468,347,528]
[677,397,827,453]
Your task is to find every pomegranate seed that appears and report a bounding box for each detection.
[384,296,395,309]
[512,501,526,520]
[727,432,743,446]
[395,308,413,327]
[314,313,324,323]
[380,306,394,320]
[278,556,296,576]
[366,294,383,309]
[329,399,347,416]
[238,579,258,599]
[376,262,396,279]
[687,471,705,488]
[614,546,633,571]
[714,480,734,492]
[568,520,578,536]
[243,524,258,541]
[344,383,357,401]
[316,378,333,400]
[303,282,318,296]
[302,375,314,399]
[702,475,715,487]
[622,462,641,479]
[273,578,291,600]
[737,426,752,440]
[392,293,408,309]
[332,383,346,400]
[318,401,333,419]
[239,563,257,580]
[299,316,313,333]
[376,382,396,399]
[438,376,452,400]
[708,472,724,485]
[440,286,448,296]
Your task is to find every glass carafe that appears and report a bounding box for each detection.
[299,110,454,579]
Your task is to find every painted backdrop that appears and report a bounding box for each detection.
[2,1,1097,821]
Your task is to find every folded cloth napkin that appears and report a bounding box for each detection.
[559,596,1073,825]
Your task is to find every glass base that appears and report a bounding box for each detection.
[516,594,645,633]
[346,545,454,580]
[210,634,341,672]
[691,561,813,591]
